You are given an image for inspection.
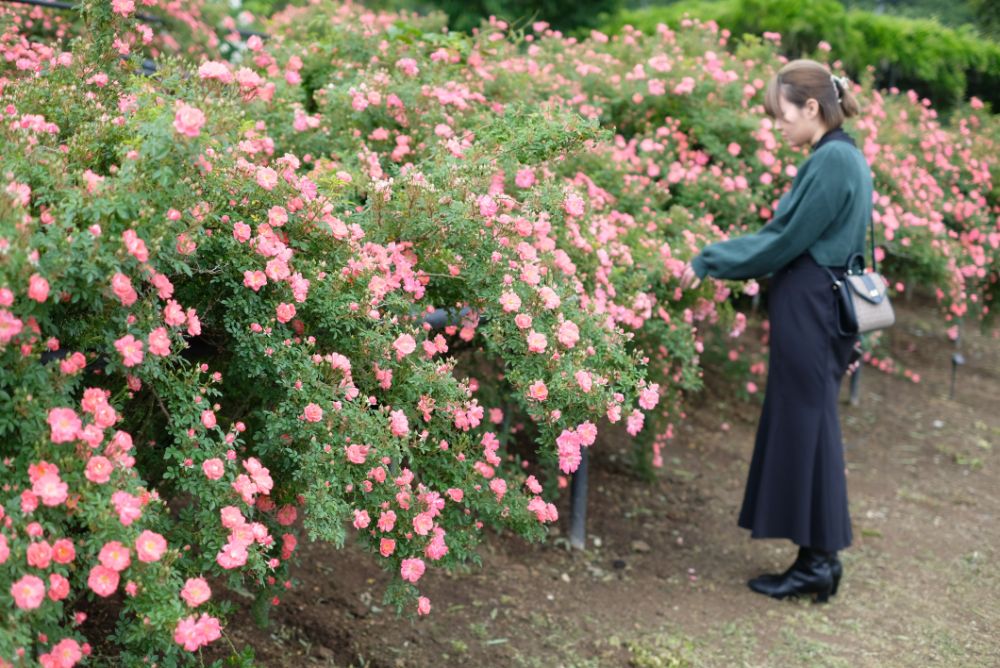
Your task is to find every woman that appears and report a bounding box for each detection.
[680,59,872,603]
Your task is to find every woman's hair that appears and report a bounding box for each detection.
[763,59,861,128]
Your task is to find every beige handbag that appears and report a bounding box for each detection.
[829,220,895,336]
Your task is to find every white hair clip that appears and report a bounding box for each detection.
[830,74,850,102]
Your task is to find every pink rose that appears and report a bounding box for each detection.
[574,370,593,393]
[577,421,598,447]
[275,302,296,323]
[389,409,409,437]
[412,512,434,536]
[556,321,579,348]
[47,573,70,601]
[515,168,535,188]
[135,530,167,563]
[268,206,288,227]
[526,330,547,353]
[164,300,186,326]
[395,58,419,76]
[276,505,297,526]
[477,194,498,218]
[111,0,134,16]
[27,540,52,569]
[0,309,24,344]
[220,506,245,529]
[400,557,425,583]
[563,192,585,217]
[180,577,212,607]
[489,478,507,501]
[638,384,660,410]
[557,430,582,474]
[114,334,144,367]
[216,542,248,569]
[417,596,431,615]
[626,409,645,436]
[379,538,395,557]
[392,334,416,359]
[27,273,50,302]
[526,380,548,402]
[377,510,396,532]
[122,229,149,262]
[174,613,222,651]
[98,541,131,572]
[202,458,225,480]
[538,287,561,310]
[201,410,217,429]
[233,222,252,242]
[352,509,370,529]
[47,408,81,443]
[148,327,171,357]
[111,273,138,306]
[85,456,113,484]
[88,565,120,597]
[186,308,201,336]
[345,443,368,464]
[197,61,233,84]
[11,574,46,610]
[302,403,323,423]
[173,103,206,138]
[33,472,68,506]
[255,167,278,191]
[499,291,521,312]
[51,538,75,564]
[111,490,143,526]
[243,270,267,291]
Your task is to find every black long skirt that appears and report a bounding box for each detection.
[737,253,857,552]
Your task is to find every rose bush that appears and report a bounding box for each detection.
[0,2,658,664]
[0,0,997,665]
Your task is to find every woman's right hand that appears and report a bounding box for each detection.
[679,262,701,290]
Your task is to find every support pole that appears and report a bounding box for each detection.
[569,447,589,550]
[950,352,965,400]
[849,366,861,406]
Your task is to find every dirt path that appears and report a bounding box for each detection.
[220,298,1000,667]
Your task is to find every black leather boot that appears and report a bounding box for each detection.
[829,551,843,596]
[748,547,835,603]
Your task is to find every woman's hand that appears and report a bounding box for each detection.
[679,262,701,290]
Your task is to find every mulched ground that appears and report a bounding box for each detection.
[212,295,1000,667]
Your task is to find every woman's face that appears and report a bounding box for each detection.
[774,93,826,148]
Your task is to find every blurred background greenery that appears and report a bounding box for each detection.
[234,0,998,111]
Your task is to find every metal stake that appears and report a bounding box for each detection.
[950,352,965,400]
[849,366,861,406]
[569,447,589,550]
[949,321,964,400]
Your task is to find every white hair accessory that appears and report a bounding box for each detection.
[830,74,850,102]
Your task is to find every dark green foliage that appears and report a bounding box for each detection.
[970,0,1000,38]
[603,0,1000,111]
[431,0,623,33]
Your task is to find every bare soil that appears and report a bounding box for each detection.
[217,297,1000,668]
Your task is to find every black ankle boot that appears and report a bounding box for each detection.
[748,547,835,603]
[752,548,844,597]
[829,551,842,596]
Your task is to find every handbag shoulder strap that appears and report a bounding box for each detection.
[868,215,878,274]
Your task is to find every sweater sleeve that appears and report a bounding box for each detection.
[691,149,851,280]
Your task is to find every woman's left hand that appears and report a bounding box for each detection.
[680,262,701,290]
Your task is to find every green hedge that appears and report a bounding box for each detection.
[603,0,1000,111]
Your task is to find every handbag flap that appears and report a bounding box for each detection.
[846,273,887,305]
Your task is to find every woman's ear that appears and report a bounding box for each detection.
[804,98,820,119]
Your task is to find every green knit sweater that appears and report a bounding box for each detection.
[691,139,873,280]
